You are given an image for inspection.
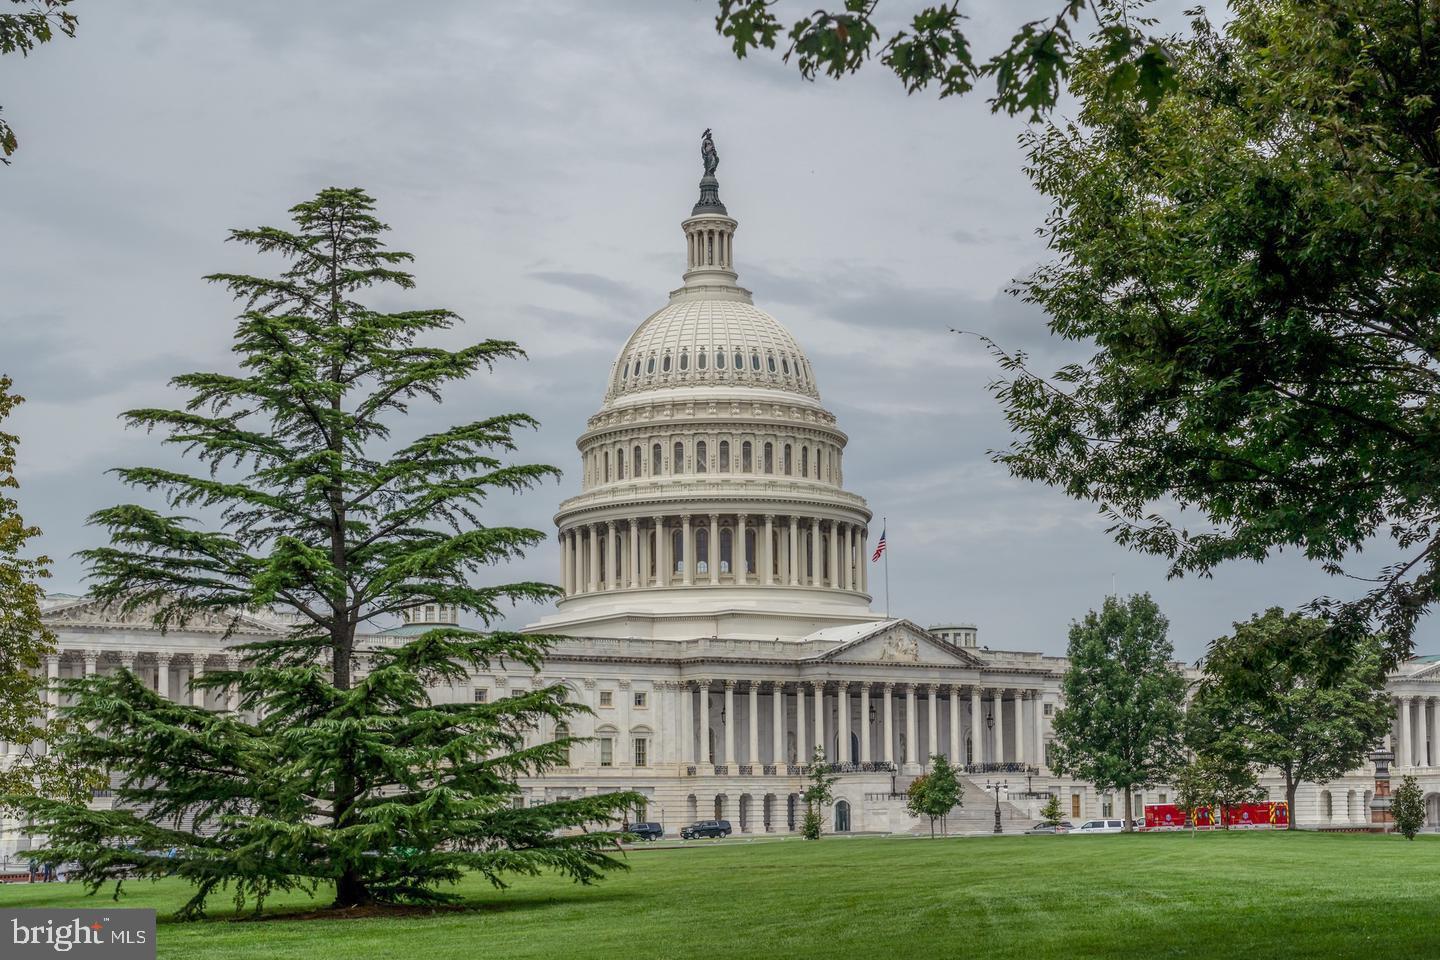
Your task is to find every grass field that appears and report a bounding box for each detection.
[4,831,1436,959]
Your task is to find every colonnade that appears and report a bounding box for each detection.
[1392,695,1440,769]
[673,679,1049,773]
[559,514,868,596]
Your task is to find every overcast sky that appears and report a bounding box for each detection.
[3,1,1431,660]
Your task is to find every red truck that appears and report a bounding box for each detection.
[1143,801,1289,830]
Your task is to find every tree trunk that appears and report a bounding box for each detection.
[1123,788,1133,832]
[1285,774,1298,831]
[334,867,370,909]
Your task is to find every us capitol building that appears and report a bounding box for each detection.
[6,141,1440,854]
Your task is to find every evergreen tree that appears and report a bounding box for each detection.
[1188,609,1392,829]
[1050,593,1186,832]
[1391,775,1425,840]
[17,188,637,917]
[801,746,837,839]
[904,754,963,837]
[0,376,99,808]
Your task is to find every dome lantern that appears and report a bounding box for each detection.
[682,129,738,288]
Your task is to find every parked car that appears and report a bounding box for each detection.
[1073,819,1126,834]
[623,822,664,841]
[680,819,732,839]
[1024,821,1073,834]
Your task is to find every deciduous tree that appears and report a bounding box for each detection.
[802,745,838,839]
[905,754,964,837]
[1050,593,1186,831]
[0,0,78,163]
[1390,775,1424,840]
[17,188,637,917]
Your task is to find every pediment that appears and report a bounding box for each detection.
[42,596,284,635]
[806,619,985,668]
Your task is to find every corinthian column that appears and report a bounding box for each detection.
[763,515,775,585]
[724,680,736,763]
[772,682,785,764]
[812,681,826,761]
[748,682,760,763]
[709,514,720,585]
[630,520,641,588]
[882,682,895,765]
[155,653,172,701]
[926,684,939,767]
[605,520,617,590]
[827,522,839,588]
[681,515,694,585]
[809,517,821,585]
[904,684,918,768]
[970,685,983,764]
[587,525,600,593]
[735,513,748,585]
[836,681,850,764]
[860,683,872,764]
[788,517,800,586]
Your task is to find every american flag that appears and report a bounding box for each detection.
[871,527,887,562]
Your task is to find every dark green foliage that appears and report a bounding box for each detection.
[1039,793,1064,827]
[0,0,77,163]
[994,0,1440,667]
[1391,775,1424,839]
[713,0,1175,116]
[1050,594,1186,831]
[801,746,837,839]
[905,754,964,836]
[17,187,637,917]
[1187,609,1392,828]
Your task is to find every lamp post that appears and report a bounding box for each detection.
[986,779,1007,834]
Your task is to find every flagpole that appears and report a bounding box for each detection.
[883,515,890,618]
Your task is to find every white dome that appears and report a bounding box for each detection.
[606,294,819,402]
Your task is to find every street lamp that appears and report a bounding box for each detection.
[986,779,1007,834]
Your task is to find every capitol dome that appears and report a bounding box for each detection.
[528,135,878,642]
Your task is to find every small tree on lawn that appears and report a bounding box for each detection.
[905,754,964,838]
[1173,754,1264,832]
[801,745,837,840]
[1050,594,1187,832]
[1191,609,1393,829]
[1391,775,1425,840]
[16,188,638,917]
[1039,794,1064,828]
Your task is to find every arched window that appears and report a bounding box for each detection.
[646,356,656,374]
[622,362,629,379]
[604,451,611,483]
[767,354,777,373]
[652,443,662,475]
[555,722,571,766]
[696,440,708,473]
[763,442,774,474]
[679,351,689,371]
[734,351,744,370]
[698,350,707,370]
[801,446,808,477]
[616,448,625,479]
[696,528,710,574]
[742,441,753,472]
[783,444,793,476]
[718,440,729,472]
[662,354,672,373]
[751,352,761,371]
[672,529,684,574]
[716,350,726,369]
[719,528,732,573]
[781,357,790,374]
[633,445,642,476]
[745,528,756,574]
[673,441,685,474]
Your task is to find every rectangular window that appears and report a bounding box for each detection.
[599,690,613,707]
[473,688,488,703]
[633,690,647,708]
[633,737,648,767]
[1159,792,1167,805]
[1043,703,1053,716]
[1102,797,1114,817]
[600,738,614,767]
[1071,794,1081,818]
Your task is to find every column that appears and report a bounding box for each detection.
[45,654,60,718]
[1431,697,1440,769]
[904,683,918,767]
[949,685,962,764]
[155,653,172,701]
[860,529,869,593]
[630,520,641,587]
[560,529,572,594]
[698,681,710,764]
[846,525,857,590]
[226,656,241,713]
[572,529,584,594]
[1422,698,1432,767]
[83,650,99,677]
[605,521,617,589]
[709,514,720,585]
[1399,696,1412,769]
[812,681,826,761]
[836,681,850,765]
[681,515,694,585]
[1016,691,1028,766]
[748,682,760,763]
[993,688,1006,763]
[587,524,600,592]
[735,513,748,585]
[809,517,821,585]
[724,680,737,764]
[970,685,983,764]
[882,682,895,765]
[796,682,808,762]
[788,517,800,586]
[655,516,668,587]
[827,522,839,588]
[925,684,939,767]
[190,655,207,708]
[763,515,775,585]
[860,684,872,764]
[682,681,695,764]
[772,683,785,764]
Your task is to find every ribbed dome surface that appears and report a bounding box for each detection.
[607,295,819,401]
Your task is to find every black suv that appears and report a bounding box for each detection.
[680,819,732,839]
[623,822,664,841]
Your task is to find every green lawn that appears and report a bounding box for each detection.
[4,832,1434,959]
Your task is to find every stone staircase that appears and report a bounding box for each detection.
[867,773,1038,836]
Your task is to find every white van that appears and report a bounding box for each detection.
[1073,819,1126,834]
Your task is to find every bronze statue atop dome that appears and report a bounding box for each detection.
[701,128,719,177]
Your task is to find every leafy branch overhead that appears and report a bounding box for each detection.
[0,0,78,163]
[714,0,1176,116]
